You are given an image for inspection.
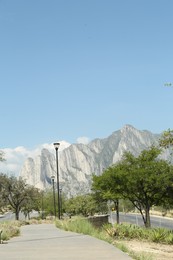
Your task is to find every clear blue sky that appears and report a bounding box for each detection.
[0,0,173,149]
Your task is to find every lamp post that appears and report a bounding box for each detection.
[60,188,62,218]
[41,190,44,220]
[54,142,61,219]
[51,175,56,219]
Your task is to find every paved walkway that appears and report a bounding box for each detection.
[0,224,132,259]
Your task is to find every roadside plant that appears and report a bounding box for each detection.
[92,146,173,228]
[0,221,21,241]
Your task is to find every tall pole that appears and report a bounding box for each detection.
[51,175,56,218]
[54,142,61,219]
[60,188,62,218]
[41,191,44,220]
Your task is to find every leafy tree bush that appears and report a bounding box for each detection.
[92,146,173,228]
[159,129,173,149]
[64,194,99,217]
[0,174,42,220]
[41,191,55,217]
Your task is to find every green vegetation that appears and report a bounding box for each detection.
[159,129,173,148]
[0,174,42,220]
[64,194,106,217]
[92,146,173,228]
[104,223,173,244]
[56,217,113,243]
[56,217,97,234]
[0,221,21,241]
[41,192,108,218]
[57,217,173,245]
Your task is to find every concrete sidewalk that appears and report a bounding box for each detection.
[0,224,132,259]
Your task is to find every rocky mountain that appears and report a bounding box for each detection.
[20,125,160,197]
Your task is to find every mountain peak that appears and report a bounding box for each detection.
[121,124,136,132]
[20,125,160,197]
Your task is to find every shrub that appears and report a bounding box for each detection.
[148,228,173,244]
[104,223,147,240]
[1,231,10,241]
[0,221,21,241]
[56,217,97,235]
[103,223,173,245]
[165,232,173,244]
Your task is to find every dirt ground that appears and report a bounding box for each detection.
[115,211,173,259]
[116,239,173,259]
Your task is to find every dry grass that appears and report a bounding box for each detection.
[116,239,173,260]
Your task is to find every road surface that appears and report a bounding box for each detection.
[0,211,39,222]
[1,211,173,230]
[109,212,173,229]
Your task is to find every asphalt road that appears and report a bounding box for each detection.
[109,212,173,229]
[0,211,39,222]
[1,211,173,230]
[0,212,15,221]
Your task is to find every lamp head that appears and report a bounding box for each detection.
[51,175,55,180]
[54,142,60,150]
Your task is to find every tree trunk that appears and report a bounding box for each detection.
[138,208,146,226]
[15,210,20,220]
[115,199,120,224]
[15,206,20,220]
[135,205,151,228]
[145,206,151,228]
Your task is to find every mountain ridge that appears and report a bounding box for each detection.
[20,125,160,197]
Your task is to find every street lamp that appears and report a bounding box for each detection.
[41,191,44,220]
[54,142,61,219]
[60,188,62,218]
[51,175,56,219]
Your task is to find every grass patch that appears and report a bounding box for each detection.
[0,221,21,241]
[56,217,101,236]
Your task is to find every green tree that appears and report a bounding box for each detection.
[0,173,8,211]
[92,169,121,223]
[64,194,99,217]
[159,129,173,148]
[42,190,55,217]
[0,154,6,211]
[159,129,173,164]
[1,174,40,220]
[119,199,135,213]
[21,186,41,219]
[5,176,30,220]
[92,146,173,228]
